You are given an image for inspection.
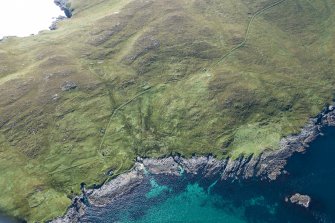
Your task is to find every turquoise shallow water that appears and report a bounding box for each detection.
[82,127,335,222]
[129,183,245,223]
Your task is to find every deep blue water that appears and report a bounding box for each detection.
[82,127,335,223]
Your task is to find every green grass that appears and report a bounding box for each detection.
[0,0,335,221]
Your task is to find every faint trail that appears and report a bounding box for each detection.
[99,87,152,152]
[50,161,92,175]
[87,65,153,154]
[210,0,287,69]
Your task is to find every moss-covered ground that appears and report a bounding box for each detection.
[0,0,334,221]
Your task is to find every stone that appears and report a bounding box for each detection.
[136,157,143,162]
[52,94,59,101]
[61,81,77,91]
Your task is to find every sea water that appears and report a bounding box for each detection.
[82,127,335,223]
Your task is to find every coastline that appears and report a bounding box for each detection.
[51,105,335,223]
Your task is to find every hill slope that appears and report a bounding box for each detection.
[0,0,334,221]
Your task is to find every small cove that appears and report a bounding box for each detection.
[82,126,335,223]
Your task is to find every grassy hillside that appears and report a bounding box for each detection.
[0,0,334,221]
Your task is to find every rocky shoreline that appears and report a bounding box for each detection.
[51,105,335,223]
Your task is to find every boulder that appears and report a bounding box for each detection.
[61,81,77,91]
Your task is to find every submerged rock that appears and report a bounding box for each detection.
[289,193,311,208]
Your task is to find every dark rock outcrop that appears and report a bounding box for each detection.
[54,0,73,18]
[49,16,67,30]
